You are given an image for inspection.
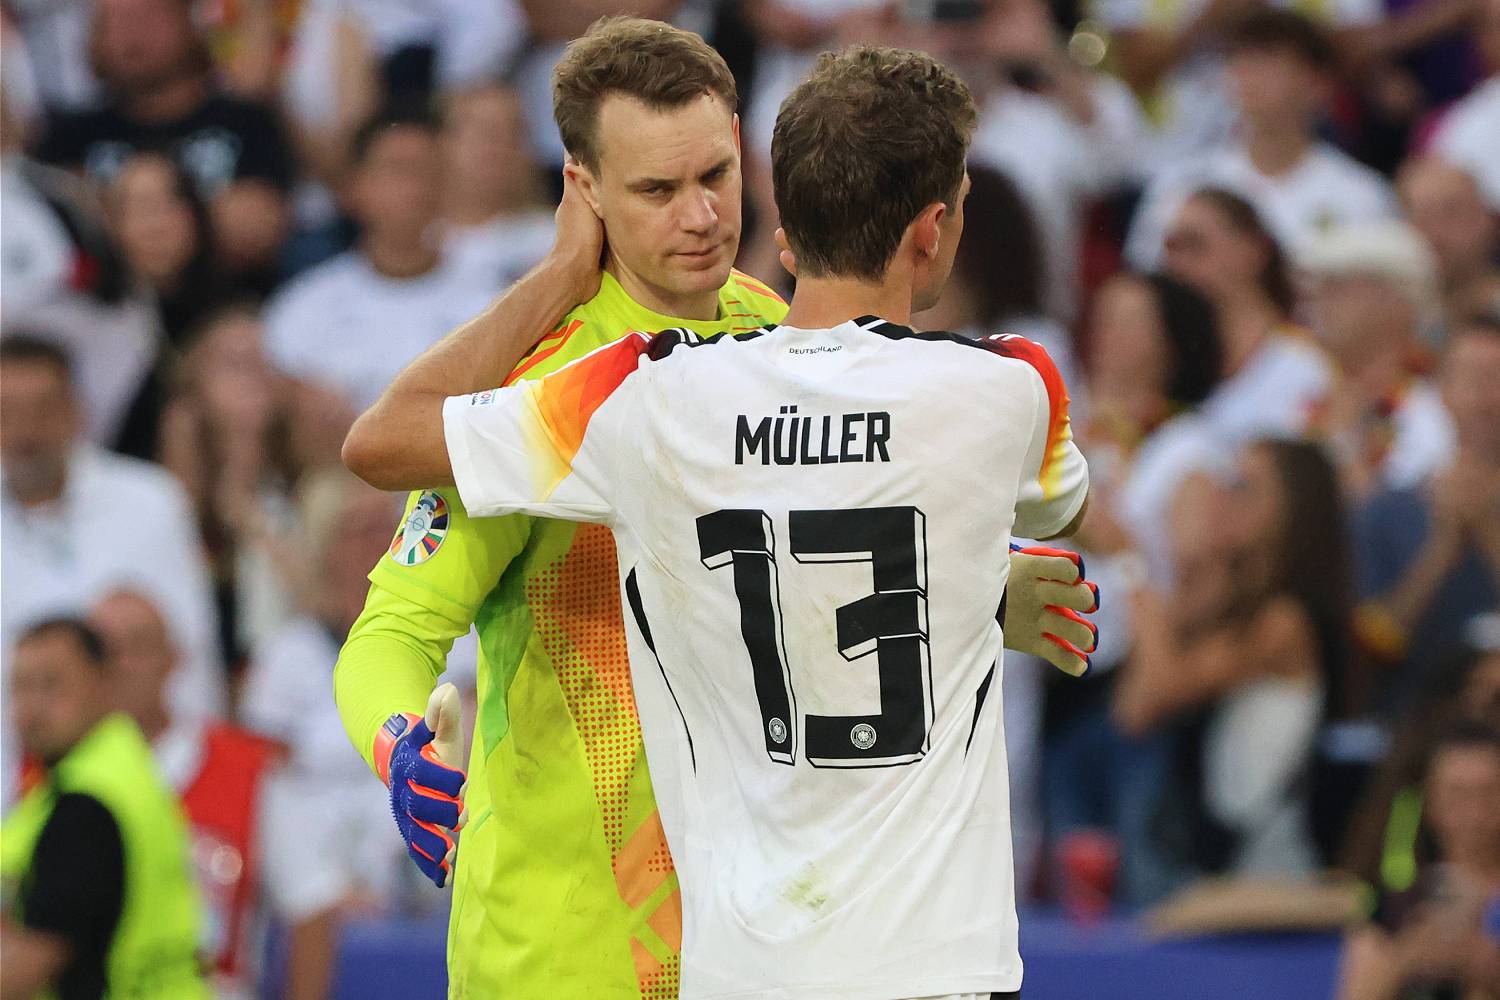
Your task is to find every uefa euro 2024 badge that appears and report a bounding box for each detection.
[389,491,450,566]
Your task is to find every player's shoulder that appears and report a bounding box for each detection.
[506,303,615,385]
[722,268,789,322]
[637,324,774,365]
[863,318,1062,373]
[968,330,1066,376]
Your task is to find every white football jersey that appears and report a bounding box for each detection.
[442,316,1089,999]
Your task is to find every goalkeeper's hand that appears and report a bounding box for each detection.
[1004,545,1100,677]
[374,683,468,887]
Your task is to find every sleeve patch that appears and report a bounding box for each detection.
[389,491,451,566]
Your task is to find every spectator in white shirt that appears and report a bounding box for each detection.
[281,0,527,192]
[809,0,1144,321]
[1045,269,1229,905]
[4,0,100,114]
[1098,0,1380,177]
[1161,186,1334,450]
[238,469,417,1000]
[1428,0,1500,212]
[1398,157,1500,335]
[1126,10,1397,271]
[439,83,555,293]
[0,336,224,804]
[262,107,493,413]
[956,0,1144,321]
[1301,219,1458,499]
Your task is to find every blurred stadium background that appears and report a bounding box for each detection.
[1,0,1498,997]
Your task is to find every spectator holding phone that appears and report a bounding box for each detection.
[1337,722,1500,1000]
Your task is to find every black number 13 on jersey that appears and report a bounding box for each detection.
[697,506,932,769]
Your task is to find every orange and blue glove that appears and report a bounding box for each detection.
[1004,544,1100,677]
[374,683,467,887]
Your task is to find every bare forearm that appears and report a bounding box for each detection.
[1112,27,1203,96]
[0,920,68,999]
[1474,519,1500,587]
[343,257,585,490]
[1380,530,1464,632]
[1345,0,1477,66]
[1114,615,1189,734]
[1042,493,1089,541]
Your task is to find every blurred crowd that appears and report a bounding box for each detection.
[0,0,1497,996]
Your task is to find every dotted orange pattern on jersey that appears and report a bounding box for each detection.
[526,524,681,997]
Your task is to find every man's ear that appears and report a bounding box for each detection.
[915,201,948,261]
[564,156,605,219]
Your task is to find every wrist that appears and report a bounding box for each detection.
[1425,519,1467,559]
[1476,512,1500,548]
[539,248,600,307]
[373,711,423,786]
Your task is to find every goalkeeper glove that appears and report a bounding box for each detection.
[374,682,467,887]
[1004,544,1100,677]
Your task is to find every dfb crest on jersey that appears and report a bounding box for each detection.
[850,723,877,750]
[768,717,788,745]
[389,491,450,566]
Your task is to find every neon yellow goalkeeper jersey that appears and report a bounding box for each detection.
[336,269,787,999]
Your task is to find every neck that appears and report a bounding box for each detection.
[1452,853,1500,888]
[443,187,522,228]
[1446,260,1500,299]
[1242,122,1312,178]
[5,469,68,509]
[137,705,170,743]
[362,235,441,280]
[1340,337,1406,389]
[1217,290,1281,374]
[781,272,916,331]
[123,74,207,123]
[605,256,720,322]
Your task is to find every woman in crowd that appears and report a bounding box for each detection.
[158,304,353,662]
[107,151,233,347]
[1044,269,1224,904]
[1336,721,1500,1000]
[1116,438,1353,880]
[1341,637,1500,894]
[105,152,238,458]
[1162,187,1333,450]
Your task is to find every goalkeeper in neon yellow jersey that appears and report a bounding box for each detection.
[337,17,1099,1000]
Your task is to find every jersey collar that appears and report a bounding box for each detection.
[599,271,739,336]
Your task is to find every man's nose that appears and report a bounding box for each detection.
[680,190,717,234]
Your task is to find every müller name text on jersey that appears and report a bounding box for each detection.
[735,406,892,466]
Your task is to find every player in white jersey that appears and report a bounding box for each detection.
[353,46,1089,999]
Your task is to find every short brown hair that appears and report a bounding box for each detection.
[1225,9,1334,68]
[772,46,977,280]
[552,17,738,170]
